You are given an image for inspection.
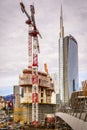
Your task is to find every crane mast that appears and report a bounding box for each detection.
[20,1,41,127]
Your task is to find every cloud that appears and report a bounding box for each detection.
[0,0,87,94]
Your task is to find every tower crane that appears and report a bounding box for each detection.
[20,2,32,68]
[20,1,41,67]
[20,1,41,127]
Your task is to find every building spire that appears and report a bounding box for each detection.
[60,4,64,38]
[60,4,63,19]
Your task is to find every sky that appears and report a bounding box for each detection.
[0,0,87,95]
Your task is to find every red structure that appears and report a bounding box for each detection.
[20,1,41,127]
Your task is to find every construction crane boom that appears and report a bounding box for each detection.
[20,2,42,39]
[20,2,31,21]
[30,5,35,27]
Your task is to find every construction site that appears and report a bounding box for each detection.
[13,1,56,127]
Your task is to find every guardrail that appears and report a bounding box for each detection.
[58,107,87,122]
[55,112,87,130]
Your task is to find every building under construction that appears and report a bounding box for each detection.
[14,68,56,124]
[13,1,56,125]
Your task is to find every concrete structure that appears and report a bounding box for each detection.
[19,68,54,104]
[70,80,87,109]
[13,86,20,107]
[14,68,56,124]
[58,5,78,104]
[71,89,87,109]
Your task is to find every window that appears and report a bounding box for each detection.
[73,79,75,91]
[41,93,43,97]
[41,88,43,91]
[41,99,43,103]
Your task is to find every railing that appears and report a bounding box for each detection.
[58,107,87,122]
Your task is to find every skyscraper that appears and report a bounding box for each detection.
[59,5,78,104]
[59,5,64,103]
[63,35,78,103]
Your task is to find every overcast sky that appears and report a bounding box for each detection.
[0,0,87,95]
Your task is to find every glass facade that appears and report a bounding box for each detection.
[63,35,78,103]
[58,5,78,104]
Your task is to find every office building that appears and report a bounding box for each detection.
[59,5,78,104]
[63,35,78,103]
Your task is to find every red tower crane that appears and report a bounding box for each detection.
[20,1,41,127]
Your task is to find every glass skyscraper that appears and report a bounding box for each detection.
[59,5,78,104]
[63,35,78,103]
